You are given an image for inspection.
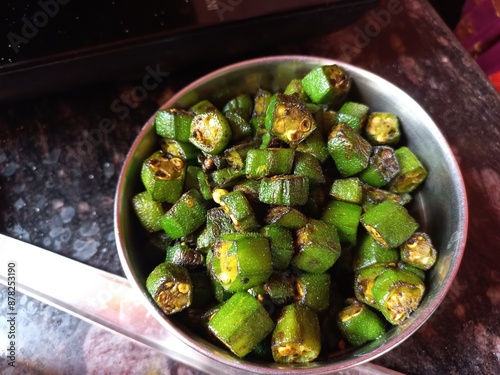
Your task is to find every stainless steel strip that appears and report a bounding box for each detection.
[0,234,404,375]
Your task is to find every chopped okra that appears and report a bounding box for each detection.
[135,64,437,363]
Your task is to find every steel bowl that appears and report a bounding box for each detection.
[114,55,468,373]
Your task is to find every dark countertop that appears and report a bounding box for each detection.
[1,0,499,374]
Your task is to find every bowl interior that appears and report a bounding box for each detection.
[115,56,468,373]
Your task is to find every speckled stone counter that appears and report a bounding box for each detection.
[1,0,499,374]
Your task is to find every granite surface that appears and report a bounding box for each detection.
[1,0,500,374]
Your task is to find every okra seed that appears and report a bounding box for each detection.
[177,283,190,294]
[274,118,286,133]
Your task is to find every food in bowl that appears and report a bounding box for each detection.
[130,63,438,363]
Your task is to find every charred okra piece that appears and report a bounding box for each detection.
[250,88,272,132]
[146,263,192,314]
[222,93,253,121]
[329,177,364,204]
[245,148,294,179]
[400,232,437,270]
[208,292,275,358]
[295,129,330,162]
[322,200,363,245]
[265,206,308,229]
[372,268,426,325]
[292,219,341,273]
[132,191,164,232]
[154,108,193,142]
[360,200,419,248]
[354,264,389,308]
[265,93,316,145]
[284,78,308,101]
[259,175,309,206]
[224,111,253,142]
[362,184,412,211]
[301,64,352,106]
[328,122,372,177]
[353,234,399,271]
[337,299,386,346]
[260,224,294,271]
[223,139,260,170]
[364,112,401,145]
[160,189,207,239]
[295,272,331,312]
[196,207,236,252]
[160,138,199,161]
[189,100,232,155]
[358,146,400,188]
[389,146,428,193]
[219,190,260,232]
[184,166,212,200]
[210,167,245,188]
[293,152,325,185]
[165,241,204,269]
[264,271,295,305]
[210,233,272,292]
[336,101,370,132]
[141,151,186,203]
[271,304,321,363]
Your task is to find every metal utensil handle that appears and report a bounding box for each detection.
[0,234,403,375]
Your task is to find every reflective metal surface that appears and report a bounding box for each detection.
[115,56,468,374]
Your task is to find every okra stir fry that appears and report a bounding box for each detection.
[132,64,437,363]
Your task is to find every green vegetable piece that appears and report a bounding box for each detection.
[146,263,193,315]
[400,232,437,270]
[260,224,294,271]
[337,299,386,346]
[259,175,309,206]
[389,146,428,194]
[322,200,362,245]
[396,261,426,280]
[293,151,325,185]
[271,304,321,363]
[211,233,272,292]
[336,101,370,132]
[362,184,412,211]
[301,64,352,105]
[184,166,212,200]
[154,108,193,142]
[292,219,341,273]
[283,78,308,101]
[265,206,308,229]
[224,111,253,142]
[141,151,186,203]
[132,191,164,232]
[295,129,330,163]
[196,207,236,252]
[210,168,245,188]
[314,108,338,136]
[223,139,260,170]
[328,122,372,177]
[354,264,389,308]
[233,178,261,202]
[160,138,199,161]
[265,93,316,145]
[329,177,364,204]
[189,101,232,155]
[208,292,275,358]
[353,234,400,271]
[372,268,426,325]
[251,88,272,133]
[264,271,295,305]
[295,273,331,312]
[223,93,253,121]
[358,146,400,188]
[160,189,207,239]
[245,148,295,179]
[220,190,260,232]
[365,112,401,145]
[165,241,205,269]
[360,200,419,248]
